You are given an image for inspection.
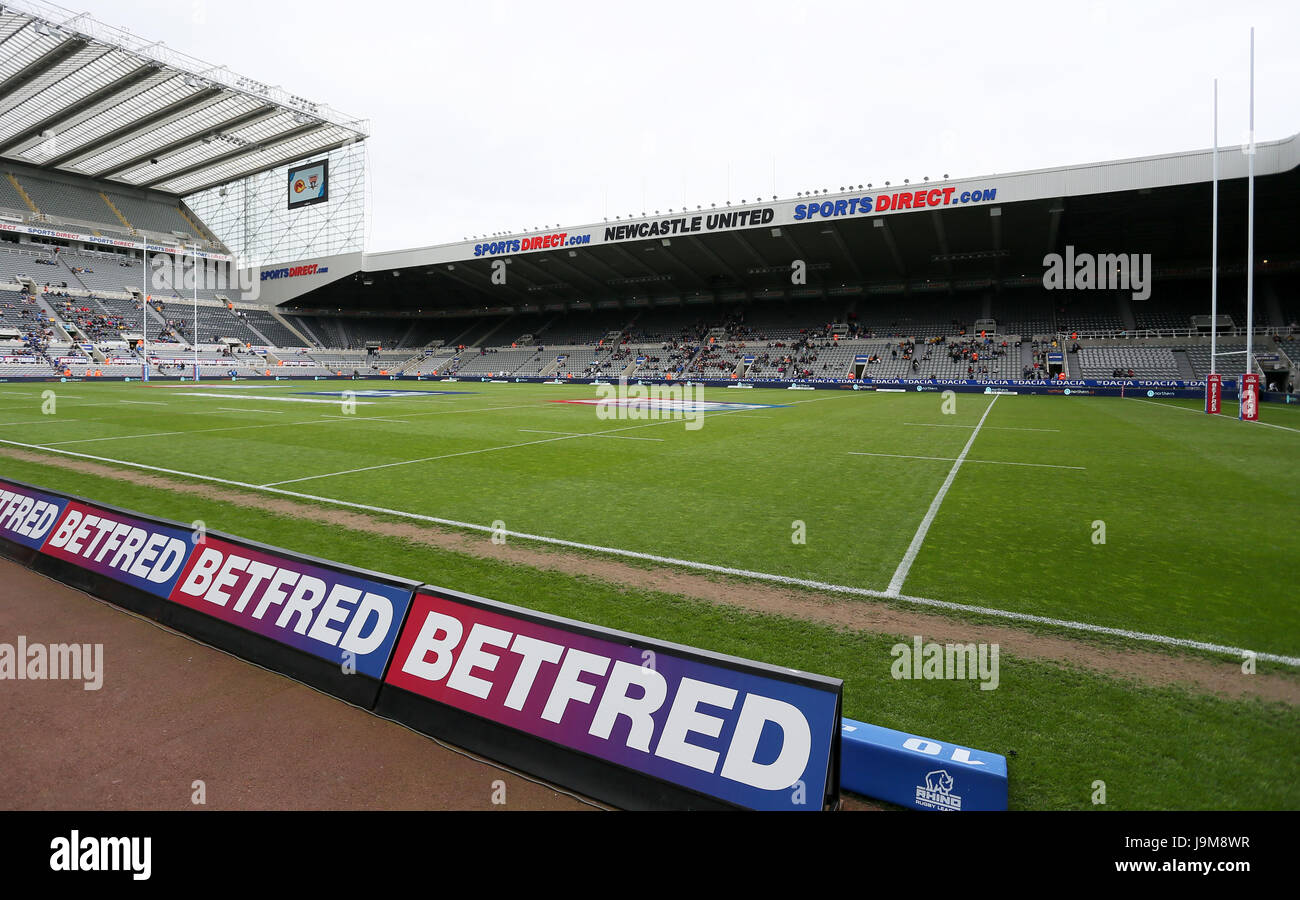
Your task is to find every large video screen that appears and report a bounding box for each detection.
[287,160,329,209]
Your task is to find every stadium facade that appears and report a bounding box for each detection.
[0,0,1296,392]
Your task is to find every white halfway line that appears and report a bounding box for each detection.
[170,392,374,405]
[317,403,562,424]
[848,451,1084,470]
[887,394,999,596]
[518,429,664,442]
[262,409,745,486]
[1,433,1295,666]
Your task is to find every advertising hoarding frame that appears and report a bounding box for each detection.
[0,477,420,708]
[0,477,843,811]
[375,585,843,811]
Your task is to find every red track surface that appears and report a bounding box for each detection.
[0,559,592,811]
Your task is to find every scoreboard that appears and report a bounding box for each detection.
[287,160,329,209]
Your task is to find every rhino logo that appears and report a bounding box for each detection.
[925,770,954,794]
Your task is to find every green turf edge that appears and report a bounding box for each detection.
[7,445,1293,679]
[2,454,1296,810]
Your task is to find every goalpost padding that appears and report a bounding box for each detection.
[840,718,1007,811]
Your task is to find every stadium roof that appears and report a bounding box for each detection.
[0,0,369,197]
[279,133,1300,314]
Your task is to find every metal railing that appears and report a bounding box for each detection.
[1062,325,1296,341]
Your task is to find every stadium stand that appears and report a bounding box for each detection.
[453,347,546,376]
[3,221,1297,387]
[56,253,145,295]
[399,319,454,348]
[153,298,262,346]
[1132,294,1198,331]
[1,165,225,252]
[991,293,1056,338]
[1054,294,1127,335]
[239,309,304,347]
[294,315,350,348]
[1076,346,1181,379]
[335,317,411,348]
[534,310,632,345]
[102,193,196,239]
[7,171,113,226]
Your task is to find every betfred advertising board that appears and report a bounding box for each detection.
[169,535,411,679]
[40,499,192,598]
[0,477,417,705]
[0,482,70,552]
[0,477,844,809]
[384,590,842,810]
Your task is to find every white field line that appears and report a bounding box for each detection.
[46,429,209,445]
[216,407,284,415]
[32,401,566,446]
[517,429,664,442]
[904,422,1059,432]
[848,451,1084,470]
[168,392,374,405]
[0,390,84,398]
[1251,419,1300,434]
[1127,398,1212,415]
[1129,396,1300,434]
[2,433,1295,666]
[263,410,743,486]
[152,383,282,389]
[0,397,86,409]
[782,396,844,404]
[316,413,474,423]
[318,403,565,423]
[887,395,999,596]
[39,416,343,445]
[118,399,167,405]
[0,417,108,427]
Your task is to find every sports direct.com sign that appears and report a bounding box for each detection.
[0,478,842,810]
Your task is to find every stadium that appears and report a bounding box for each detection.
[0,0,1297,822]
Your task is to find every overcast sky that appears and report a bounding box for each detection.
[86,0,1300,253]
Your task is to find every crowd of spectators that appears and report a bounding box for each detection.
[51,294,130,342]
[940,335,1010,377]
[0,293,57,365]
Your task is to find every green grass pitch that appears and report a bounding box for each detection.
[1,379,1297,809]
